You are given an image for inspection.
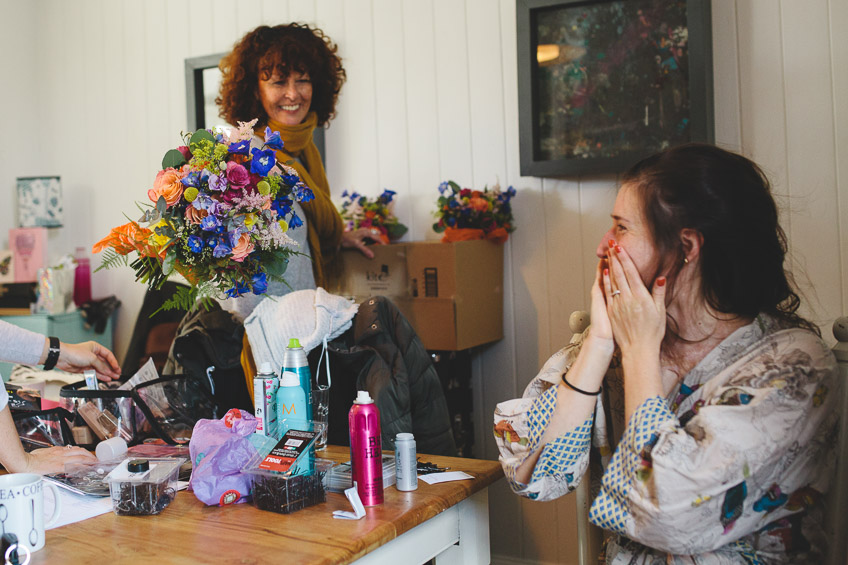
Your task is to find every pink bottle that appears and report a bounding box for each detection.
[349,390,383,506]
[73,247,92,307]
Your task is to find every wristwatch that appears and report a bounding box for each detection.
[43,336,60,371]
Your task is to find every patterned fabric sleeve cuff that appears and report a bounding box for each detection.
[624,395,675,454]
[589,395,674,535]
[530,415,593,485]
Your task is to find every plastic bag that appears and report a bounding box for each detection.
[188,409,260,506]
[133,375,217,445]
[12,407,74,450]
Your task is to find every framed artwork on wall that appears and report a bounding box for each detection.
[16,176,63,228]
[516,0,714,178]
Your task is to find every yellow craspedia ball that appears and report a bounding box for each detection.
[149,219,171,247]
[278,219,289,233]
[244,213,257,229]
[184,187,199,202]
[257,180,271,195]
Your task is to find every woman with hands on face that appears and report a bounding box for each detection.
[0,321,121,475]
[494,144,839,563]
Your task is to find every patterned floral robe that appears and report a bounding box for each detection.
[494,314,839,564]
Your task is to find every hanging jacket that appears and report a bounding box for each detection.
[313,296,457,457]
[162,303,252,414]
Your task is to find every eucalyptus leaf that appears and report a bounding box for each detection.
[189,129,215,150]
[156,196,167,215]
[387,223,408,239]
[162,251,176,276]
[264,258,289,277]
[161,149,187,170]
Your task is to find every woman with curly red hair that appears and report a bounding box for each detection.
[217,24,381,308]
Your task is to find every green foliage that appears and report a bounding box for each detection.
[161,149,186,170]
[94,248,128,273]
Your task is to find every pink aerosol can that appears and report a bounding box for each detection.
[349,390,384,506]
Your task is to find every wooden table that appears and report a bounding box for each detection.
[34,446,503,564]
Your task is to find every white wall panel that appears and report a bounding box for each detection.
[781,0,840,327]
[831,0,848,316]
[372,0,411,228]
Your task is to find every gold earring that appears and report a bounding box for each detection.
[683,258,690,265]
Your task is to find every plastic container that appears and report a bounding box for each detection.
[349,390,383,506]
[282,338,312,421]
[242,427,331,515]
[105,457,185,516]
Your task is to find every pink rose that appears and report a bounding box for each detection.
[185,206,208,225]
[148,168,185,207]
[231,233,254,262]
[227,162,249,187]
[177,146,192,161]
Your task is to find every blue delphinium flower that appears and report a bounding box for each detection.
[380,189,396,203]
[271,197,292,217]
[251,272,268,295]
[264,127,285,151]
[213,242,232,258]
[293,183,314,203]
[201,216,222,232]
[181,171,201,188]
[448,199,460,209]
[228,140,251,155]
[283,174,300,186]
[446,216,456,227]
[438,181,449,194]
[289,212,303,229]
[187,235,203,253]
[250,148,276,176]
[226,279,250,298]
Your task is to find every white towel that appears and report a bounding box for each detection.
[244,288,358,370]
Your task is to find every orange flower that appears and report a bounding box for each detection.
[148,168,185,207]
[230,233,254,262]
[469,196,490,212]
[185,206,208,225]
[92,222,158,257]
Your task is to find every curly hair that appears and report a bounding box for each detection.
[217,23,346,127]
[622,143,817,335]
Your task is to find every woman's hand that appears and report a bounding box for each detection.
[54,341,121,381]
[341,227,386,259]
[23,445,97,475]
[589,258,614,344]
[603,242,666,355]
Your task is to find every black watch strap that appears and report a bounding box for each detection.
[43,336,60,371]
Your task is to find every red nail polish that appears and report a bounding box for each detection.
[603,268,609,276]
[608,239,615,248]
[656,277,666,287]
[615,245,622,253]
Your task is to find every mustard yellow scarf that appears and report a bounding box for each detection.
[260,113,342,288]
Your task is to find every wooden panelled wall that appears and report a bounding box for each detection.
[1,1,845,563]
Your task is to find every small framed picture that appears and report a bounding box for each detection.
[9,227,47,283]
[0,250,13,284]
[17,176,63,228]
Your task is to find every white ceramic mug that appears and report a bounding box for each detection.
[0,473,61,552]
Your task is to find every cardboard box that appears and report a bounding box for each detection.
[330,240,504,350]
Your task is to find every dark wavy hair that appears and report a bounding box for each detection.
[217,23,346,127]
[622,143,815,334]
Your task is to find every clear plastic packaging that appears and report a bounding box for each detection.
[241,421,330,514]
[105,457,185,515]
[323,455,396,493]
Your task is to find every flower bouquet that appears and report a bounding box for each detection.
[338,189,407,244]
[93,119,313,311]
[432,181,516,243]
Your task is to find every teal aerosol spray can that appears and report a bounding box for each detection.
[281,338,312,422]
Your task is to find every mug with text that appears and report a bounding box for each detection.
[0,473,61,552]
